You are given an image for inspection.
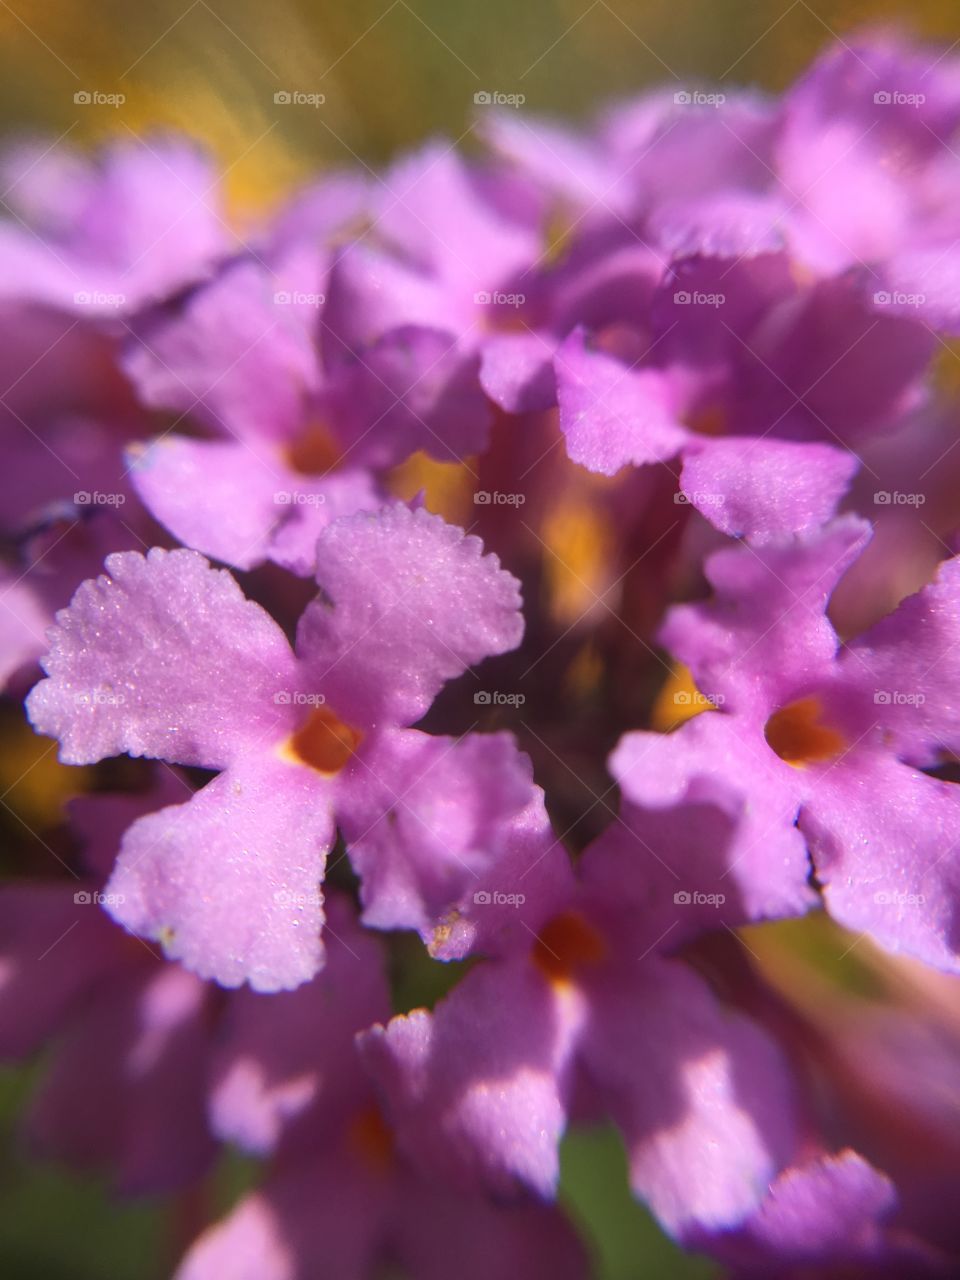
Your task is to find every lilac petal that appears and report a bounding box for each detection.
[479,332,558,413]
[128,436,379,575]
[122,257,319,444]
[375,142,538,296]
[210,895,389,1153]
[841,555,960,765]
[0,569,50,687]
[802,754,960,974]
[428,793,577,962]
[335,728,537,936]
[297,505,523,728]
[0,137,226,313]
[481,110,626,215]
[28,963,214,1193]
[679,437,859,539]
[556,328,688,474]
[397,1179,589,1280]
[359,959,575,1198]
[694,1151,902,1269]
[105,756,335,991]
[660,517,870,714]
[327,325,491,467]
[26,548,299,768]
[582,956,797,1236]
[324,243,461,358]
[0,884,121,1056]
[778,35,960,273]
[176,1157,386,1280]
[598,713,813,933]
[878,247,960,333]
[650,192,787,261]
[746,276,935,442]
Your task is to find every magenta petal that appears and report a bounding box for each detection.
[105,756,335,991]
[210,895,389,1153]
[26,548,299,768]
[480,332,559,413]
[0,884,121,1056]
[28,963,214,1193]
[803,754,960,974]
[297,506,523,728]
[122,257,320,443]
[175,1158,386,1280]
[842,555,960,765]
[336,728,537,936]
[679,437,859,539]
[128,436,379,575]
[660,517,870,713]
[582,956,797,1236]
[556,328,688,475]
[600,714,813,931]
[359,960,574,1199]
[695,1151,909,1270]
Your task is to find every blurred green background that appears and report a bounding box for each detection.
[1,1,958,1276]
[1,0,959,215]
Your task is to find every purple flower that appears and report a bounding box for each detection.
[27,505,529,989]
[360,873,800,1240]
[121,144,540,576]
[0,779,215,1192]
[176,894,589,1280]
[0,136,227,315]
[611,516,960,970]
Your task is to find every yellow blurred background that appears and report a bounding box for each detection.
[1,0,958,217]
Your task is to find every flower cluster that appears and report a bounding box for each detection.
[5,28,960,1278]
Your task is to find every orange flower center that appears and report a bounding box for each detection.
[764,696,847,768]
[280,705,362,774]
[532,910,607,987]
